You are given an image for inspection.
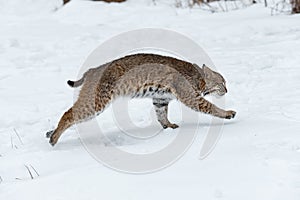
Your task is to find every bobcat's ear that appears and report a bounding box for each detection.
[193,63,205,78]
[202,64,215,78]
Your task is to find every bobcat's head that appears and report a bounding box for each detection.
[200,64,227,97]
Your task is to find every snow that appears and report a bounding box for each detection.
[1,0,300,199]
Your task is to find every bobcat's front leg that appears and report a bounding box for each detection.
[179,94,236,119]
[153,98,179,129]
[199,97,236,119]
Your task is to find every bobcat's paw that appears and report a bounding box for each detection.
[46,130,54,138]
[162,123,179,129]
[225,110,236,119]
[49,133,59,146]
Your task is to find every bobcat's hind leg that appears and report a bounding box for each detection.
[46,102,104,146]
[46,107,77,146]
[153,98,179,129]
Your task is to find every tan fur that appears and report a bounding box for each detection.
[46,53,236,146]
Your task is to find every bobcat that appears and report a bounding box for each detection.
[46,53,236,146]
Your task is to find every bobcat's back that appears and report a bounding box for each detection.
[81,54,205,102]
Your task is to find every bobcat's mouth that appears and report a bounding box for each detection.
[203,88,214,96]
[203,89,222,97]
[203,91,210,96]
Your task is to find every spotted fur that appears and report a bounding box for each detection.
[46,53,236,146]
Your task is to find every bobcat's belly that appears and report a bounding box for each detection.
[132,86,175,100]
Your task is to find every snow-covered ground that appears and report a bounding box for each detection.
[1,0,300,199]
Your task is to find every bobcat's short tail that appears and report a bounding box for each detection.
[67,76,84,88]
